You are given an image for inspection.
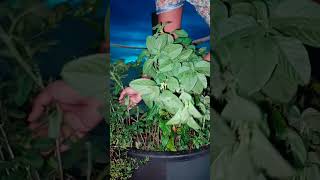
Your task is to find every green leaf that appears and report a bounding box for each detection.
[167,76,179,92]
[236,35,279,95]
[231,2,256,17]
[221,96,262,124]
[163,44,183,59]
[179,92,193,104]
[211,147,233,180]
[250,128,295,178]
[160,121,171,136]
[225,143,257,180]
[143,57,157,78]
[194,61,210,76]
[48,109,63,139]
[173,29,188,38]
[146,36,158,54]
[179,71,197,92]
[129,79,160,102]
[262,55,298,103]
[177,49,193,62]
[186,117,201,131]
[188,102,202,119]
[61,54,107,102]
[211,110,236,163]
[270,0,320,47]
[157,34,169,49]
[274,36,311,85]
[14,73,33,106]
[160,90,183,114]
[129,79,157,95]
[192,80,205,94]
[166,108,183,125]
[252,0,269,27]
[197,73,207,89]
[158,54,173,72]
[301,108,320,133]
[216,15,258,42]
[212,0,228,23]
[167,137,177,151]
[284,129,307,167]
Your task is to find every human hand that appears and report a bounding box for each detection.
[203,52,210,61]
[119,87,142,109]
[28,80,103,152]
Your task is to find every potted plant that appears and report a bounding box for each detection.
[110,24,210,180]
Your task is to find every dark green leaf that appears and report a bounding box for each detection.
[160,90,183,114]
[61,54,107,102]
[221,96,262,124]
[167,76,179,92]
[48,109,62,139]
[236,35,279,95]
[250,128,295,178]
[14,73,33,106]
[274,36,310,85]
[173,29,188,38]
[270,0,320,47]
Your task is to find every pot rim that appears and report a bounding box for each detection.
[127,145,209,160]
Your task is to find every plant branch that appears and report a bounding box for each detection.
[56,138,64,180]
[0,25,44,89]
[86,142,92,180]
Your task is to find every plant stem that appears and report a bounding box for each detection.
[0,25,44,89]
[110,72,123,89]
[86,142,92,180]
[56,138,64,180]
[0,146,10,175]
[0,125,14,159]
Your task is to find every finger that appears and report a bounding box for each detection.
[28,91,53,122]
[63,112,90,133]
[32,126,48,138]
[29,121,47,131]
[119,88,127,101]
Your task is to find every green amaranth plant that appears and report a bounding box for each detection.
[211,0,320,179]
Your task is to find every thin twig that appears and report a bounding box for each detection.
[56,138,64,180]
[110,43,146,49]
[9,3,45,35]
[0,125,14,159]
[0,146,10,175]
[0,25,44,89]
[86,142,92,180]
[192,35,210,44]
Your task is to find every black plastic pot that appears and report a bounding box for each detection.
[127,146,210,180]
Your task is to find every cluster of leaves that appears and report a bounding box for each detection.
[128,24,210,151]
[0,0,107,179]
[211,0,320,179]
